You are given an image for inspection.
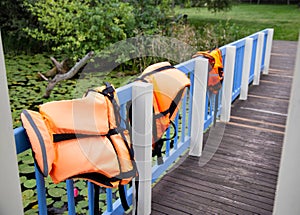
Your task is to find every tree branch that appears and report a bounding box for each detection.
[43,51,94,98]
[38,72,49,81]
[50,57,64,72]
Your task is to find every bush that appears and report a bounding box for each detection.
[23,0,136,60]
[128,0,173,35]
[174,0,233,12]
[0,0,41,53]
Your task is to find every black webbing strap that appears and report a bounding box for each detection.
[101,82,122,127]
[53,133,101,142]
[119,184,130,211]
[134,178,139,215]
[154,138,164,165]
[94,184,100,215]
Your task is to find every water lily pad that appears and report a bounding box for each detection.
[48,188,66,198]
[24,179,36,188]
[77,200,88,208]
[22,189,34,198]
[20,176,27,183]
[55,181,66,188]
[22,198,34,209]
[46,197,54,206]
[61,195,68,203]
[99,193,106,201]
[19,164,35,174]
[79,187,88,196]
[44,176,53,187]
[75,180,86,189]
[21,154,34,164]
[53,201,64,208]
[47,183,58,189]
[24,207,38,214]
[101,204,107,212]
[116,191,120,198]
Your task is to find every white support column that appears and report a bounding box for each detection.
[240,38,253,100]
[253,32,264,85]
[0,32,24,214]
[263,28,274,75]
[273,35,300,215]
[220,46,236,122]
[131,82,153,215]
[189,58,208,157]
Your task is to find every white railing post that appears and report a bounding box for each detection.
[220,46,236,122]
[132,82,153,215]
[240,37,253,100]
[253,32,265,85]
[0,32,24,214]
[273,34,300,215]
[263,28,274,75]
[189,58,208,157]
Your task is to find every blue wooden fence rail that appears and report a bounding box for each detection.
[13,28,273,214]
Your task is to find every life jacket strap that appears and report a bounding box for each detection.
[119,184,130,211]
[94,184,100,215]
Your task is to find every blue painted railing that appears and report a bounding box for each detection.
[13,28,272,214]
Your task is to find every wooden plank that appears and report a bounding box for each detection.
[197,158,279,183]
[227,121,285,135]
[167,162,276,200]
[154,181,258,215]
[260,79,290,86]
[230,115,285,128]
[151,202,186,215]
[163,175,274,211]
[247,94,289,102]
[176,160,278,190]
[267,73,293,78]
[207,136,282,160]
[150,209,167,215]
[152,196,220,215]
[163,172,275,206]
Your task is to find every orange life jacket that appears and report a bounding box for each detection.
[21,83,136,210]
[132,62,191,164]
[193,48,224,94]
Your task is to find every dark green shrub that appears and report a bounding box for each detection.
[23,0,136,60]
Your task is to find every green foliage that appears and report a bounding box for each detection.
[205,0,234,12]
[23,0,136,60]
[128,0,173,35]
[0,0,41,53]
[175,0,233,12]
[197,20,245,49]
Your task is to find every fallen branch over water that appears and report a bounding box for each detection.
[43,51,94,98]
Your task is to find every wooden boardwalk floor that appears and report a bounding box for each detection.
[151,40,298,215]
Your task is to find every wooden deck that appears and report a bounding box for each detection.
[151,40,297,215]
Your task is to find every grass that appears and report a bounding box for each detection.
[176,3,300,41]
